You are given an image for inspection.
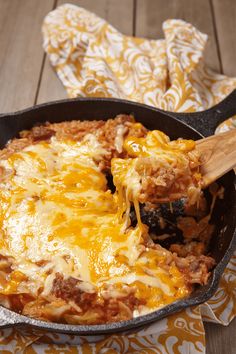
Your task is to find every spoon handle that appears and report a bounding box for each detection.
[196,129,236,187]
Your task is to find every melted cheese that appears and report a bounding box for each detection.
[124,130,196,158]
[112,130,201,207]
[0,132,190,314]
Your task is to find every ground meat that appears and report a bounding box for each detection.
[170,241,206,257]
[25,125,55,142]
[177,216,215,245]
[42,119,106,141]
[0,254,14,273]
[174,254,215,285]
[52,273,80,300]
[52,274,97,312]
[135,156,200,203]
[49,273,144,324]
[136,158,176,202]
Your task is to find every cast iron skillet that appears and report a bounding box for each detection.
[0,90,235,336]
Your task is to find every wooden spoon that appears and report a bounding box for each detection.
[196,128,236,187]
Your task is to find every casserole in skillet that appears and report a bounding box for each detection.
[0,91,235,335]
[0,114,217,325]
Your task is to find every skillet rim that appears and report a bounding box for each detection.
[0,96,235,335]
[0,96,208,139]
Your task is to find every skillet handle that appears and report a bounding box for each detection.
[168,89,236,137]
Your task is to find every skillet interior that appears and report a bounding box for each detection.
[0,97,235,335]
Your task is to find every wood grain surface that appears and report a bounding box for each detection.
[0,0,236,353]
[0,0,54,113]
[135,0,221,72]
[212,0,236,76]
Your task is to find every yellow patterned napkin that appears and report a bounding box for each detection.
[1,3,236,353]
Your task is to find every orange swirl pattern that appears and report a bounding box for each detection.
[0,4,236,353]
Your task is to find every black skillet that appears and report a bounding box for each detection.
[0,90,235,337]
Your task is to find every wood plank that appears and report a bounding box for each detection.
[37,0,134,104]
[36,57,67,105]
[135,0,221,72]
[67,0,134,36]
[0,0,54,113]
[205,319,236,354]
[212,0,236,76]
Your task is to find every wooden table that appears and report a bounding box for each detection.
[0,1,235,353]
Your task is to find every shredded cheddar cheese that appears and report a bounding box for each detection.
[0,124,206,322]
